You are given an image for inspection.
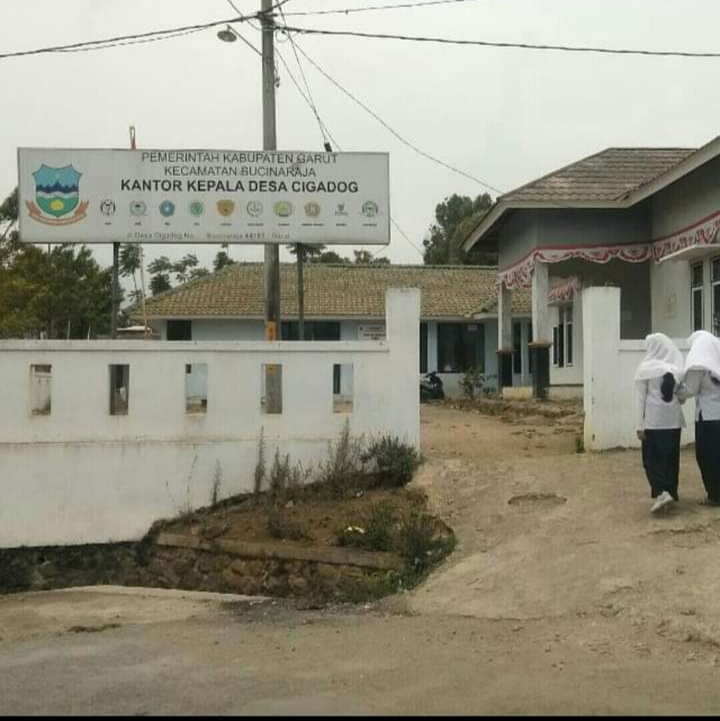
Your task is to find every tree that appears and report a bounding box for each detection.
[119,243,143,304]
[213,250,235,271]
[147,253,209,295]
[147,256,173,295]
[353,249,390,265]
[422,192,495,265]
[315,250,350,264]
[0,188,114,338]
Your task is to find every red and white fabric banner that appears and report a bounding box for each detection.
[547,276,581,304]
[652,210,720,262]
[498,243,651,289]
[497,208,720,289]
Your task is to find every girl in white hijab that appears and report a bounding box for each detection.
[680,330,720,506]
[635,332,686,513]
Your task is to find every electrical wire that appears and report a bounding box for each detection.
[292,42,503,195]
[0,14,256,60]
[54,27,207,54]
[280,0,477,16]
[279,25,720,59]
[275,47,340,149]
[276,4,331,149]
[225,0,262,31]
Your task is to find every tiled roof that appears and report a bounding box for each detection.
[135,263,531,321]
[502,147,696,203]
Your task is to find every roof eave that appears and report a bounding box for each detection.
[620,135,720,207]
[461,198,625,252]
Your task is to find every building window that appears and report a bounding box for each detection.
[712,259,720,336]
[692,262,704,332]
[437,323,484,373]
[553,306,573,368]
[419,323,428,373]
[281,321,340,341]
[167,320,192,340]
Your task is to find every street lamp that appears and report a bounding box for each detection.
[216,27,237,43]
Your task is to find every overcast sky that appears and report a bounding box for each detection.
[1,0,719,274]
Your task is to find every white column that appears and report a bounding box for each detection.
[498,282,513,352]
[531,260,552,344]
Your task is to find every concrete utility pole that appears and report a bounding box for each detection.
[261,0,282,412]
[261,0,280,342]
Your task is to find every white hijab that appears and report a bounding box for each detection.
[685,330,720,380]
[634,332,684,382]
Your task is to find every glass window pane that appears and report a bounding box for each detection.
[692,263,704,288]
[714,285,720,336]
[167,320,192,340]
[713,258,720,283]
[693,288,704,332]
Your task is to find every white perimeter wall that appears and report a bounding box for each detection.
[0,289,420,549]
[583,286,695,451]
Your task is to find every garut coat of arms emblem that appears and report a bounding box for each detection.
[26,164,89,225]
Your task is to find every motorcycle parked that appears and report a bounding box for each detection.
[420,371,445,402]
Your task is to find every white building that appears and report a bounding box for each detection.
[462,134,720,446]
[134,263,532,397]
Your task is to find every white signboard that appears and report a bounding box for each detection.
[358,323,386,340]
[17,148,390,245]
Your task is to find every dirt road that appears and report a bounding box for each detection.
[4,404,720,715]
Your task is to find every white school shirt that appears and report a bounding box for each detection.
[681,370,720,421]
[635,378,686,430]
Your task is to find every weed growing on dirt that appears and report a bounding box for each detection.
[361,435,420,488]
[254,427,266,501]
[211,461,223,507]
[396,512,456,574]
[336,502,397,552]
[337,569,404,603]
[316,418,366,498]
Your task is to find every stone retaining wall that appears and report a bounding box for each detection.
[0,539,401,600]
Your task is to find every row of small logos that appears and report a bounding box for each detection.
[100,199,380,220]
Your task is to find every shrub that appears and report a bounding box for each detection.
[459,366,486,400]
[396,512,455,574]
[317,419,366,497]
[361,435,420,488]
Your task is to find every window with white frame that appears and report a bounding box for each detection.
[692,262,704,332]
[552,305,573,368]
[712,258,720,336]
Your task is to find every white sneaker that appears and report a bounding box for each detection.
[651,491,674,514]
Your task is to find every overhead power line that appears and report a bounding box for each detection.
[278,25,720,59]
[292,42,503,194]
[55,27,207,54]
[280,0,477,17]
[0,14,256,60]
